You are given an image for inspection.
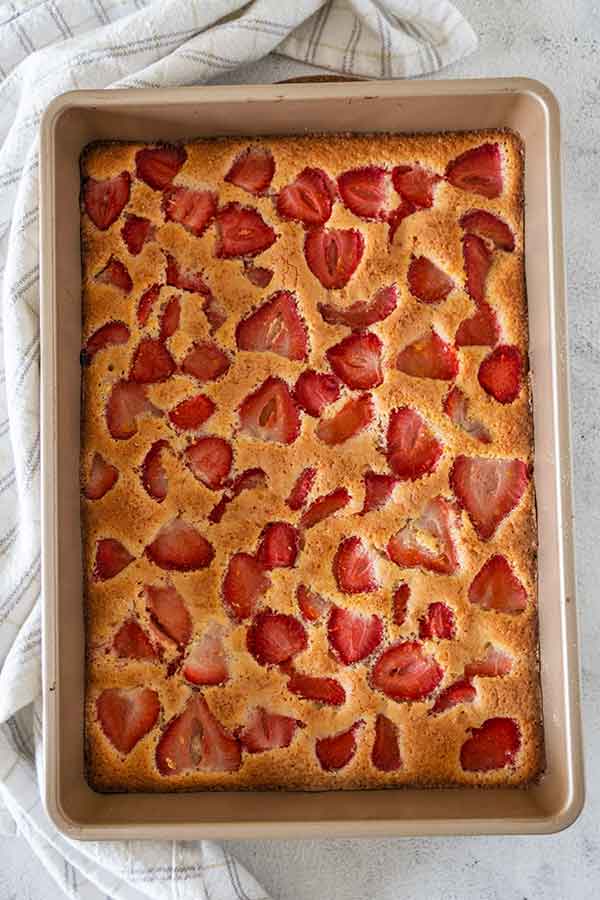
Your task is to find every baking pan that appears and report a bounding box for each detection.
[40,77,583,839]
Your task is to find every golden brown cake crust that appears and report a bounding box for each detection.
[81,130,542,793]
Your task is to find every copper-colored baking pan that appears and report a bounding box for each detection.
[40,77,583,839]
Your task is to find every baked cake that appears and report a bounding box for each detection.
[80,131,542,792]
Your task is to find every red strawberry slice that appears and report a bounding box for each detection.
[300,487,351,530]
[326,331,383,391]
[372,714,402,772]
[304,227,364,289]
[392,583,410,625]
[361,470,397,514]
[387,198,416,244]
[159,295,181,340]
[333,537,379,594]
[337,166,387,220]
[388,496,459,576]
[165,253,210,294]
[163,186,217,237]
[95,256,132,293]
[445,143,503,199]
[106,380,160,440]
[225,146,275,195]
[386,407,443,481]
[209,468,267,525]
[130,338,176,383]
[468,554,527,613]
[430,678,476,715]
[276,167,335,226]
[287,466,317,511]
[135,144,186,191]
[460,717,521,771]
[460,209,515,251]
[82,321,130,365]
[450,456,529,540]
[222,553,270,622]
[146,518,214,571]
[183,623,229,686]
[316,394,374,446]
[371,640,443,701]
[238,707,301,753]
[113,619,157,660]
[236,290,308,361]
[287,670,346,706]
[328,606,383,664]
[239,377,300,444]
[318,283,398,330]
[145,583,192,648]
[463,234,493,304]
[294,370,340,417]
[137,283,161,326]
[396,330,459,381]
[478,344,523,404]
[407,256,454,305]
[247,609,307,666]
[443,386,491,444]
[257,522,299,569]
[215,202,277,258]
[168,394,215,431]
[184,436,232,489]
[97,687,159,754]
[419,602,455,640]
[141,439,171,501]
[455,302,501,347]
[243,263,273,287]
[296,584,329,622]
[93,538,134,580]
[121,214,155,255]
[83,172,130,230]
[181,340,230,383]
[156,694,241,775]
[84,452,119,500]
[392,164,441,208]
[316,721,363,772]
[465,644,513,678]
[203,293,228,332]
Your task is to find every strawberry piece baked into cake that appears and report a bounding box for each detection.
[80,131,542,792]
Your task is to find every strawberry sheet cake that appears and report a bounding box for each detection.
[80,131,543,792]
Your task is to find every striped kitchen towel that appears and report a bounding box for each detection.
[0,1,476,897]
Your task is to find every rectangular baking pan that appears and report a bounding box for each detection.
[40,77,583,839]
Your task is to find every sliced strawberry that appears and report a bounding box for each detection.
[392,164,440,208]
[82,321,130,365]
[113,619,157,661]
[156,694,241,775]
[209,468,267,525]
[247,609,307,666]
[455,302,501,347]
[146,518,214,571]
[181,340,230,383]
[294,370,340,417]
[236,291,308,361]
[141,439,171,501]
[333,537,379,594]
[222,553,270,622]
[215,202,277,258]
[372,714,402,772]
[326,331,383,391]
[183,623,229,686]
[460,209,515,251]
[145,583,192,648]
[95,256,132,293]
[316,721,363,772]
[296,584,329,622]
[430,678,476,715]
[203,292,228,332]
[97,687,159,754]
[316,394,374,446]
[450,456,529,541]
[445,143,503,199]
[135,144,186,191]
[478,344,523,404]
[407,256,454,305]
[130,338,176,383]
[257,522,299,570]
[84,452,118,500]
[121,214,155,255]
[468,554,527,613]
[460,717,521,771]
[337,166,387,220]
[137,283,161,326]
[184,436,232,489]
[93,538,134,580]
[463,234,493,304]
[159,295,181,341]
[465,644,513,678]
[287,467,317,511]
[168,394,215,431]
[387,198,416,244]
[304,227,364,290]
[300,487,351,530]
[165,253,210,294]
[371,640,443,701]
[225,146,275,195]
[392,583,410,625]
[388,496,459,576]
[238,377,300,444]
[396,330,459,381]
[106,380,159,440]
[419,602,455,640]
[318,283,398,330]
[238,707,301,754]
[443,386,491,444]
[386,407,443,481]
[361,470,397,514]
[243,263,273,287]
[83,172,130,230]
[163,186,216,237]
[276,167,335,226]
[328,605,383,665]
[287,671,346,706]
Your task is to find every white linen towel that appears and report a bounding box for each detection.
[0,1,476,897]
